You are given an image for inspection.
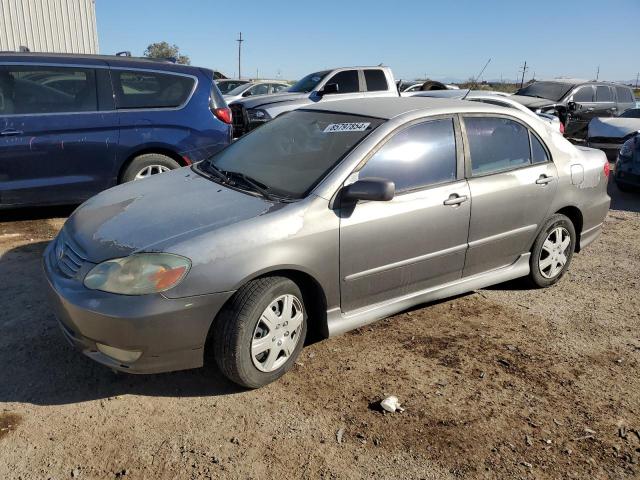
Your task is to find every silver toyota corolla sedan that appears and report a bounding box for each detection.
[43,97,610,388]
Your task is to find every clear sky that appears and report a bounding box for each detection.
[96,0,639,83]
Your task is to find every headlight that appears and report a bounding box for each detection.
[247,109,271,121]
[84,253,191,295]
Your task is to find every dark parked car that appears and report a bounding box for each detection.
[0,52,232,208]
[614,132,640,191]
[587,108,640,160]
[511,79,636,140]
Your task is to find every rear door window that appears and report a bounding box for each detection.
[271,83,288,93]
[464,117,532,175]
[595,86,613,102]
[357,118,457,192]
[364,69,388,92]
[324,70,359,94]
[0,65,97,115]
[112,69,195,109]
[249,84,269,96]
[530,133,549,164]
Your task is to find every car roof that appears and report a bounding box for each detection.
[302,97,509,120]
[0,52,209,75]
[537,78,628,87]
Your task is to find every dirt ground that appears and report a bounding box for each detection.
[1,180,639,480]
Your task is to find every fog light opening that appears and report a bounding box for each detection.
[96,343,142,363]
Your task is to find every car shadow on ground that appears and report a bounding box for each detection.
[0,241,244,407]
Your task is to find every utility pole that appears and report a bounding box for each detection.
[635,72,638,89]
[519,61,528,88]
[236,32,244,79]
[596,65,599,81]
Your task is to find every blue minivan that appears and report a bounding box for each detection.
[0,52,232,208]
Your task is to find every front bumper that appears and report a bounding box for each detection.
[42,241,234,374]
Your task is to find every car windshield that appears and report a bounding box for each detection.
[225,83,252,96]
[287,70,330,93]
[620,108,640,119]
[217,81,248,94]
[515,82,573,101]
[204,110,384,198]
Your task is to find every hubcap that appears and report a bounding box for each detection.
[134,164,171,180]
[539,226,571,279]
[251,294,304,373]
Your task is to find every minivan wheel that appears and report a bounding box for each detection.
[212,277,307,389]
[528,214,576,288]
[121,153,181,183]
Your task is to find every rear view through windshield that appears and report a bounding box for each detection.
[206,110,384,198]
[515,81,573,102]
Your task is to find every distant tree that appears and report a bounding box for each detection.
[143,42,190,64]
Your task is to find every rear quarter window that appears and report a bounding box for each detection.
[364,70,388,92]
[112,69,195,109]
[615,86,634,104]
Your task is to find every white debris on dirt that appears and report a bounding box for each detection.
[380,396,404,413]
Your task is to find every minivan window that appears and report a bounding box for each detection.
[357,118,457,192]
[364,70,388,92]
[465,117,531,175]
[205,110,384,198]
[112,70,195,109]
[573,87,593,103]
[595,86,613,102]
[0,66,97,115]
[615,86,634,104]
[325,70,359,94]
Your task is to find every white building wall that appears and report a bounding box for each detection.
[0,0,98,54]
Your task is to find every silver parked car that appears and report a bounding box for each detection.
[223,81,290,104]
[43,97,610,388]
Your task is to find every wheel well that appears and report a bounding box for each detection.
[555,206,584,251]
[117,148,187,183]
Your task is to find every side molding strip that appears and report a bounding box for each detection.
[327,253,531,337]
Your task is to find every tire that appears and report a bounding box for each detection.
[212,277,307,389]
[120,153,181,183]
[528,214,576,288]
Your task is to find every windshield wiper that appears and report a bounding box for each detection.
[198,162,230,183]
[222,170,278,201]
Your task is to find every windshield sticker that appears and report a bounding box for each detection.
[324,122,371,133]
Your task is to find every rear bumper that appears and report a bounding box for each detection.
[43,241,234,374]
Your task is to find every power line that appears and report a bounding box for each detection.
[236,32,244,79]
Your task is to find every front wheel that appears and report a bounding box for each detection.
[212,277,307,388]
[528,214,576,288]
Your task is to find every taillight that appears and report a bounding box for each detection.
[559,122,565,134]
[213,107,232,124]
[603,161,610,177]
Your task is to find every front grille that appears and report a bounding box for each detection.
[230,104,248,137]
[54,234,88,278]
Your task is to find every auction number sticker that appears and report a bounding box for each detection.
[324,122,370,133]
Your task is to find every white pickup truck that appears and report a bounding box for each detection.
[228,66,398,136]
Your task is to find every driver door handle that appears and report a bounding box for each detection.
[536,174,554,185]
[0,128,23,136]
[443,193,468,206]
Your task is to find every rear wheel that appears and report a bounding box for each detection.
[528,214,576,288]
[121,153,181,183]
[212,277,307,388]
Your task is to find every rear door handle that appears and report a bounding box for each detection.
[0,128,23,136]
[443,194,468,206]
[536,175,554,185]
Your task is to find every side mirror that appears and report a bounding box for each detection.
[242,90,252,97]
[342,178,395,202]
[567,101,579,112]
[319,83,339,96]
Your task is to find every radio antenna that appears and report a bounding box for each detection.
[462,58,491,100]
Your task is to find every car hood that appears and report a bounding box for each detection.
[231,91,309,109]
[63,167,277,263]
[510,95,558,109]
[588,117,640,139]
